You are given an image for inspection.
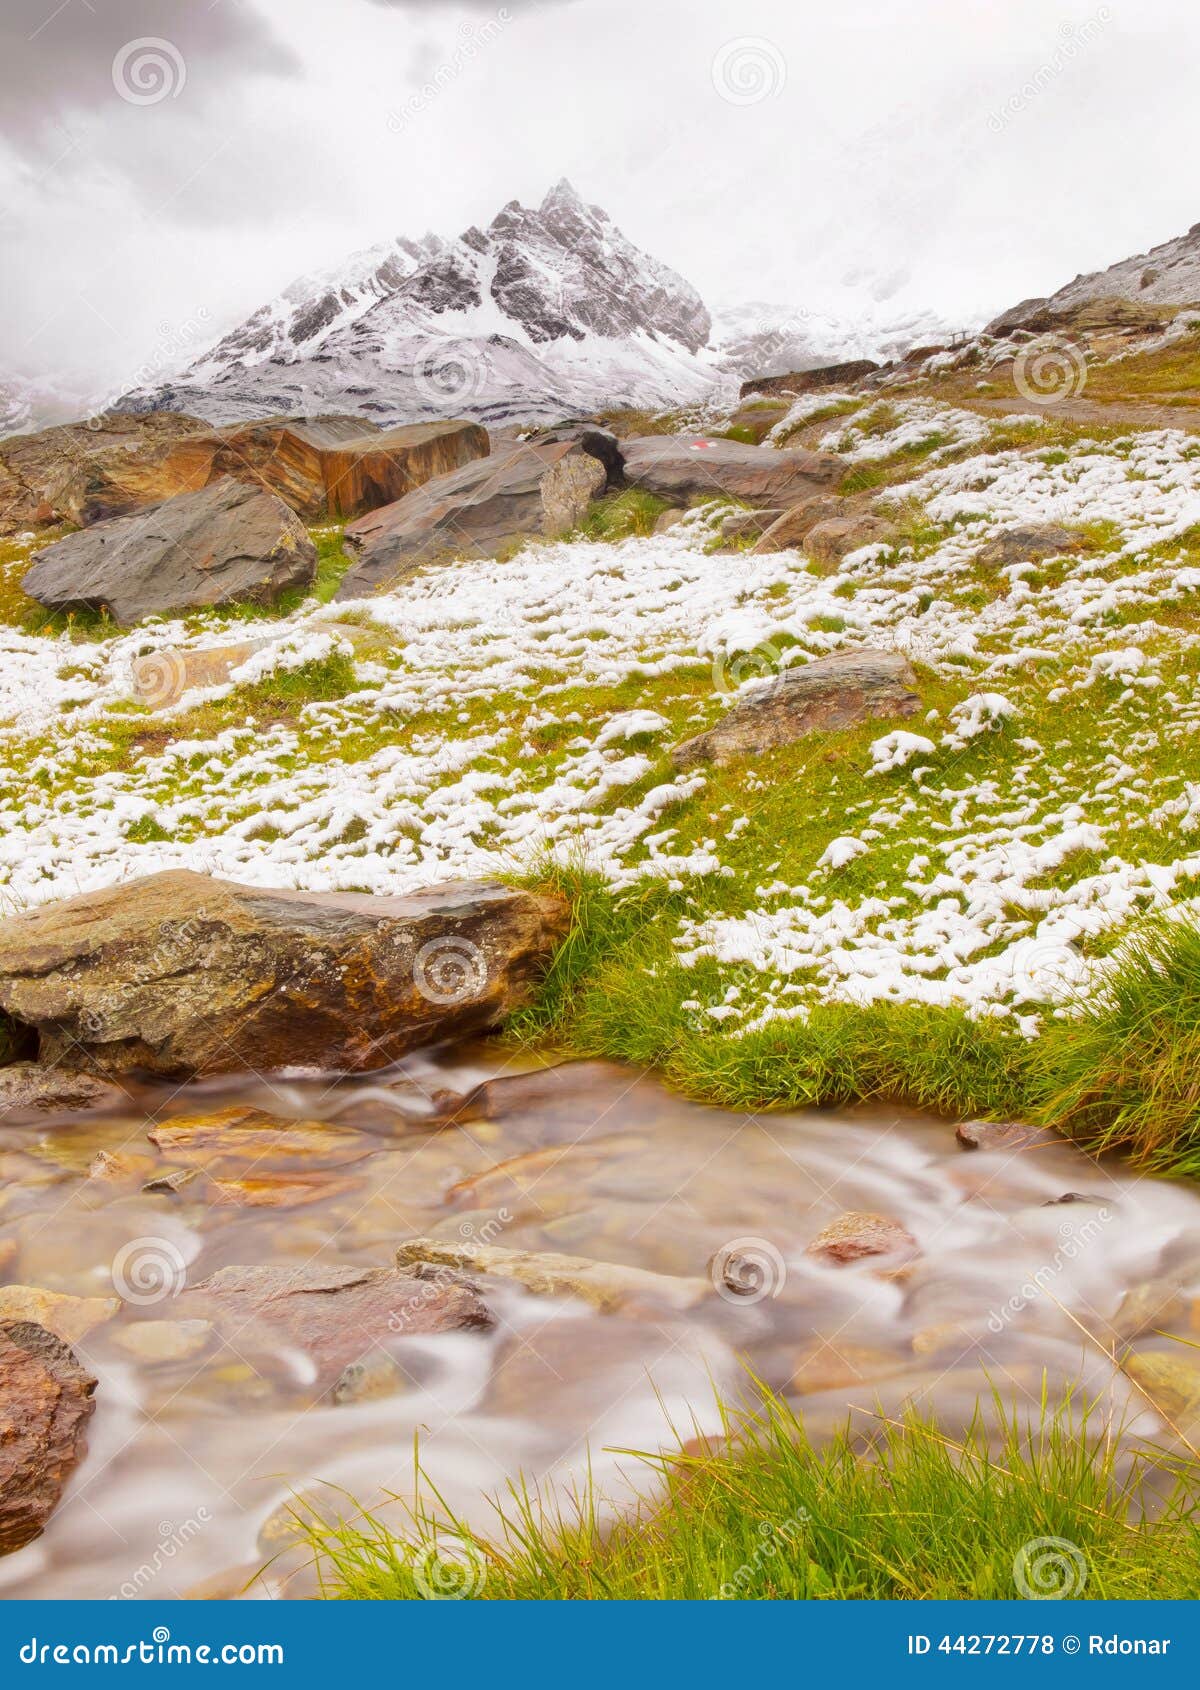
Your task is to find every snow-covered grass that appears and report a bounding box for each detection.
[7,398,1200,1159]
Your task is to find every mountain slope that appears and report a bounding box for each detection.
[987,218,1200,335]
[126,181,722,426]
[1046,220,1200,312]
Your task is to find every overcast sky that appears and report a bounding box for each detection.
[2,0,1197,407]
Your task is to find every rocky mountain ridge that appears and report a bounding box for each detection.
[122,180,722,427]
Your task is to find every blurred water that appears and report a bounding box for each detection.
[0,1045,1196,1598]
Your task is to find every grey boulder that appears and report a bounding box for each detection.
[977,523,1083,568]
[672,649,921,768]
[621,435,845,506]
[336,439,608,599]
[21,476,316,625]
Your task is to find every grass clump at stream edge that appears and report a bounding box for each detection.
[301,1391,1200,1600]
[508,866,1200,1179]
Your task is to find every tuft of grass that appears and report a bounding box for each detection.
[301,1389,1200,1601]
[580,488,671,541]
[508,867,1200,1179]
[1031,919,1200,1175]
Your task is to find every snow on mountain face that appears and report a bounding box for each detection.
[185,232,448,384]
[128,181,721,426]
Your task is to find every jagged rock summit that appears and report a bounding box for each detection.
[123,180,718,427]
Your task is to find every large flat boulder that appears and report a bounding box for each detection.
[208,416,489,521]
[672,649,920,768]
[0,1322,97,1555]
[21,477,317,624]
[0,870,568,1078]
[620,435,846,506]
[0,411,216,533]
[335,439,607,599]
[0,411,489,534]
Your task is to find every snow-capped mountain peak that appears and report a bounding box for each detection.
[126,182,718,426]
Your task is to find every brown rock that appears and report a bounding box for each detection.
[621,434,845,507]
[183,1262,492,1387]
[955,1119,1057,1152]
[127,622,378,711]
[719,507,785,541]
[1123,1350,1200,1420]
[111,1318,212,1364]
[0,1321,98,1554]
[142,1167,201,1195]
[208,416,489,522]
[331,1350,409,1405]
[128,638,262,710]
[86,1149,157,1185]
[0,411,216,534]
[148,1106,372,1175]
[672,649,920,769]
[0,1062,124,1117]
[1110,1281,1188,1343]
[804,514,898,566]
[22,478,317,625]
[0,869,568,1079]
[977,524,1083,569]
[205,1172,362,1209]
[336,439,607,598]
[395,1237,708,1312]
[751,496,844,554]
[451,1060,624,1124]
[805,1211,918,1267]
[0,411,489,534]
[0,1286,120,1345]
[653,507,687,534]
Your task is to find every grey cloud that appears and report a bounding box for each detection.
[0,0,298,155]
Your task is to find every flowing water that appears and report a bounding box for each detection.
[1,1045,1198,1599]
